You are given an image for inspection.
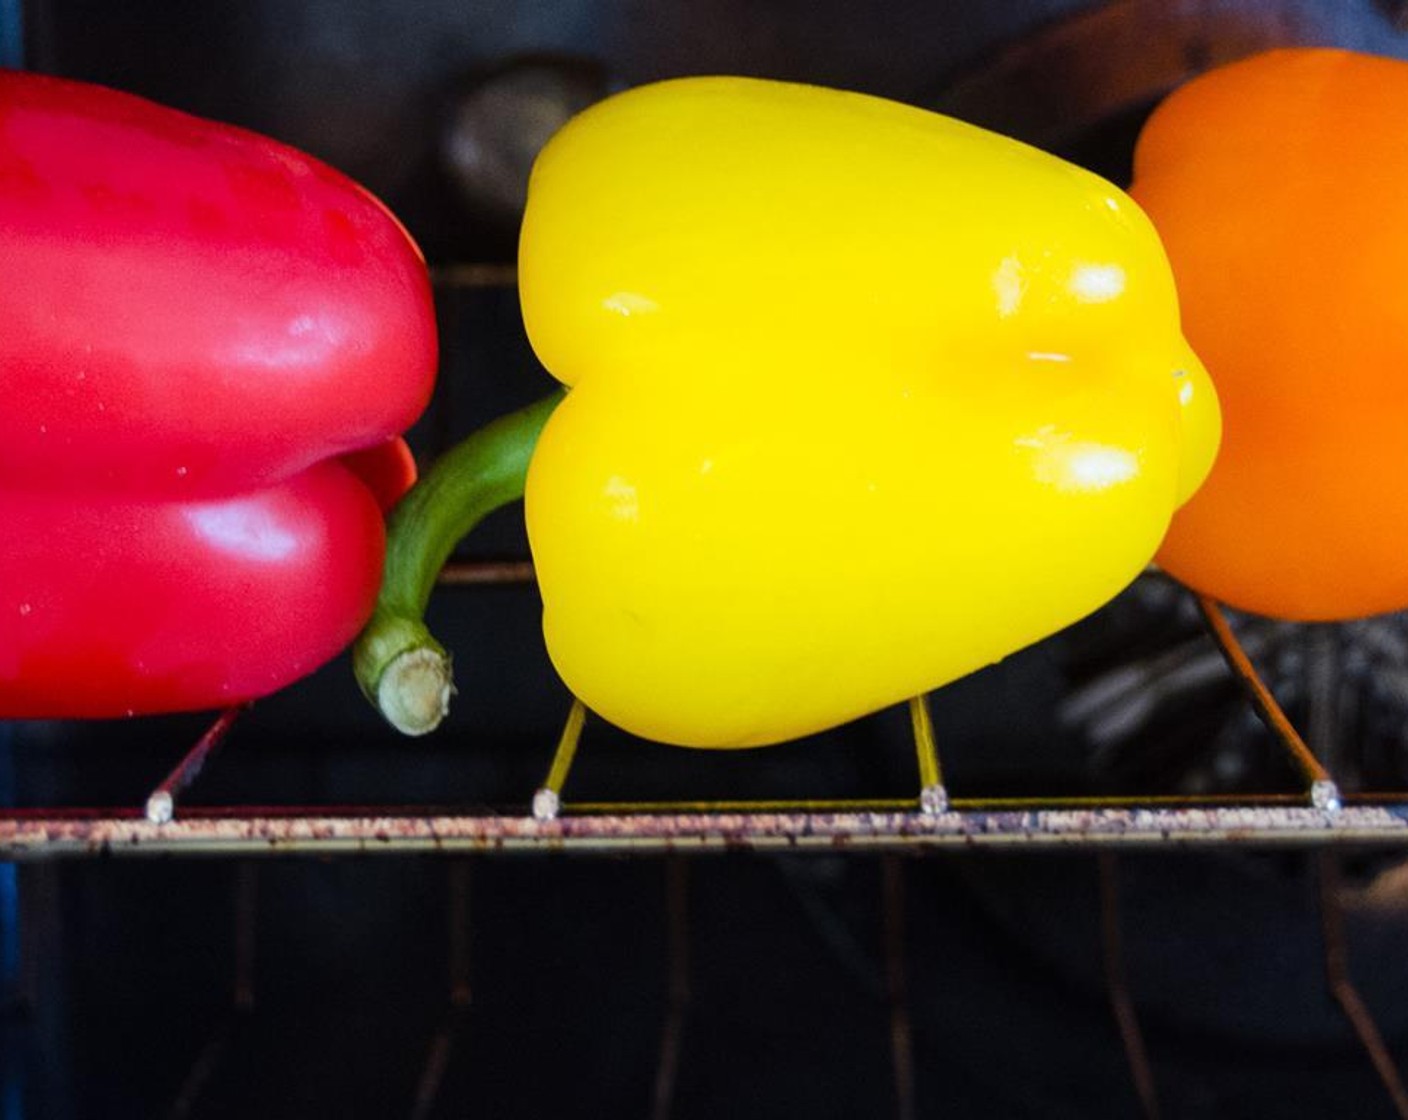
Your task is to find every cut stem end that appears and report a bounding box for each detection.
[377,647,454,737]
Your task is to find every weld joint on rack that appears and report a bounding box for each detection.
[1312,779,1343,815]
[531,788,560,823]
[919,784,949,815]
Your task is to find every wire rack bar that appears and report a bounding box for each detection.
[5,803,1408,858]
[144,706,246,824]
[1196,595,1342,811]
[1098,853,1161,1120]
[438,559,536,585]
[908,695,948,814]
[411,861,472,1120]
[651,858,690,1120]
[430,263,518,288]
[1318,852,1408,1119]
[167,863,257,1119]
[533,698,588,821]
[882,856,917,1120]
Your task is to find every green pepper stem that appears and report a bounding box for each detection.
[353,389,565,735]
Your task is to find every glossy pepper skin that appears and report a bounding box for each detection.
[1131,49,1408,622]
[357,77,1217,748]
[0,71,437,717]
[0,463,384,717]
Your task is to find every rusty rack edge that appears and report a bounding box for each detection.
[5,802,1408,857]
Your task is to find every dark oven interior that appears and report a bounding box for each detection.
[8,2,1408,1117]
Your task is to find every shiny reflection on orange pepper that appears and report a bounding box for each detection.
[1133,48,1408,621]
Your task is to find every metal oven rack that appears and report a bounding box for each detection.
[3,562,1408,858]
[6,631,1408,1119]
[7,269,1408,1120]
[3,652,1408,859]
[4,264,1408,861]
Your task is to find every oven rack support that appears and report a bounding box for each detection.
[6,585,1408,1118]
[2,587,1407,857]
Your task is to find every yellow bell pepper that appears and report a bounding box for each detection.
[354,76,1219,748]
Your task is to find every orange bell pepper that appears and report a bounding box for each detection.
[1132,48,1408,621]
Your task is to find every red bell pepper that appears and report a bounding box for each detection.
[0,70,437,717]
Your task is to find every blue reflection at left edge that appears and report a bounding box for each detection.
[1,721,23,1120]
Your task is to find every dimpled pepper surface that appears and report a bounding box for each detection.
[516,77,1218,748]
[1131,49,1408,621]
